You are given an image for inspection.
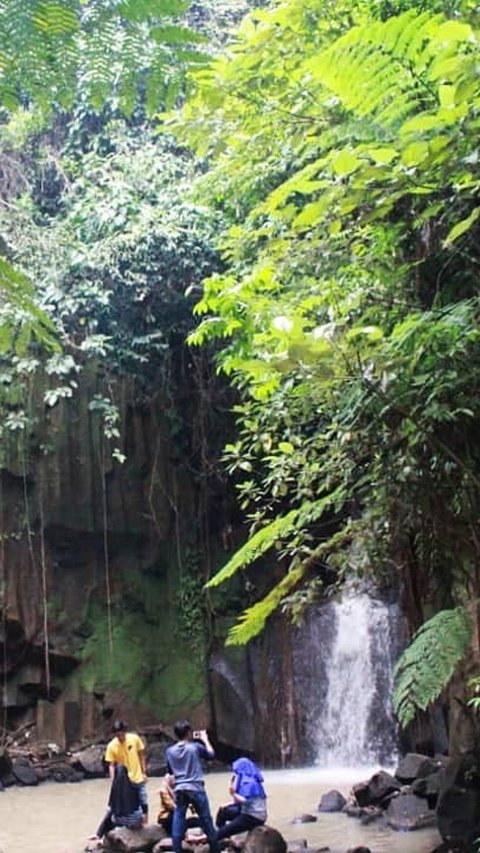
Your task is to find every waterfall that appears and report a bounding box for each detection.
[316,592,400,767]
[292,589,401,767]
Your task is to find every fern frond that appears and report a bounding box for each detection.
[118,0,189,21]
[33,3,79,35]
[226,565,305,646]
[0,0,206,116]
[307,10,474,129]
[205,485,344,589]
[206,507,301,589]
[393,606,472,728]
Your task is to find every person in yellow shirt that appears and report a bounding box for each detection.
[105,719,148,824]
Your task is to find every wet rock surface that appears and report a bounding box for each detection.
[103,824,166,851]
[386,792,436,830]
[317,790,346,813]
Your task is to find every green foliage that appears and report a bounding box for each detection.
[0,0,207,116]
[206,487,343,640]
[80,566,208,713]
[206,507,304,589]
[0,0,215,373]
[175,549,207,656]
[0,258,59,354]
[0,125,221,381]
[226,565,305,645]
[393,607,472,727]
[172,0,480,673]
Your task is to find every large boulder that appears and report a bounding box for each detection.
[352,771,400,808]
[386,793,436,831]
[243,826,287,853]
[436,756,480,852]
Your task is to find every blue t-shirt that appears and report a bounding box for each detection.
[166,740,214,792]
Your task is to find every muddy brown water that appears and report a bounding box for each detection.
[0,767,441,853]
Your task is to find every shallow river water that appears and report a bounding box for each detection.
[0,767,441,853]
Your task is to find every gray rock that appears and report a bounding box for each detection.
[359,806,383,826]
[72,744,106,777]
[243,826,287,853]
[365,770,401,804]
[286,841,307,853]
[436,755,480,851]
[152,840,172,853]
[11,756,38,786]
[346,848,372,853]
[219,833,248,850]
[395,753,437,784]
[343,804,362,818]
[411,770,442,804]
[104,824,166,852]
[317,790,346,812]
[146,742,169,777]
[386,793,436,831]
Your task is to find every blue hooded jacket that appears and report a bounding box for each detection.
[232,757,266,800]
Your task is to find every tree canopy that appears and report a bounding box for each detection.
[169,0,480,723]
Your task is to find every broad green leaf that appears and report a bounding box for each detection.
[347,325,384,342]
[293,198,330,228]
[333,149,361,177]
[443,207,480,247]
[401,114,442,135]
[401,141,429,167]
[368,147,398,165]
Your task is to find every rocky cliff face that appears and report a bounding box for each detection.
[0,364,301,763]
[1,367,205,741]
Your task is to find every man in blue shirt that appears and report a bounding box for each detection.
[166,720,219,853]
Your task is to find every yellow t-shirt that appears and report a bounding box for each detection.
[105,732,145,784]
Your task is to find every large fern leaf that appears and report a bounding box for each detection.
[393,607,472,728]
[225,565,305,646]
[205,485,344,589]
[305,10,474,129]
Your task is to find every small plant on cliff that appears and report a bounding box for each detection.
[175,549,207,656]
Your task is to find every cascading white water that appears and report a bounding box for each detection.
[315,591,400,767]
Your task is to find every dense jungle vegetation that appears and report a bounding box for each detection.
[0,0,480,731]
